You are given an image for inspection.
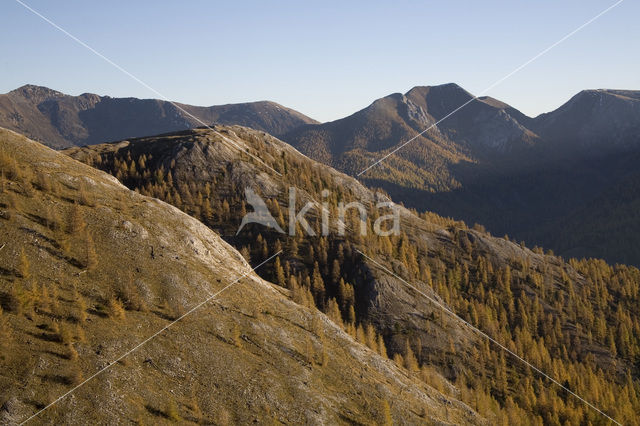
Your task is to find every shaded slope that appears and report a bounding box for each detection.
[543,165,640,264]
[532,89,640,155]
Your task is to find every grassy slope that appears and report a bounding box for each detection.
[0,127,480,425]
[65,125,640,424]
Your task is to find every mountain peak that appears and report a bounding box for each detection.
[405,82,469,98]
[531,87,640,154]
[10,84,64,101]
[8,84,65,106]
[407,82,465,90]
[565,88,640,106]
[402,83,475,123]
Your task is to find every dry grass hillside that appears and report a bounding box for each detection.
[66,125,640,424]
[0,127,481,425]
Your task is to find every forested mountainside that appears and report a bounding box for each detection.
[0,85,317,149]
[281,84,640,266]
[67,125,640,424]
[0,127,477,424]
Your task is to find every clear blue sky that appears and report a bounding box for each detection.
[1,0,638,122]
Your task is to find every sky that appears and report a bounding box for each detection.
[1,0,638,122]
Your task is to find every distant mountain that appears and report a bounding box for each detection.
[281,84,640,265]
[0,85,317,149]
[285,83,536,167]
[533,89,640,155]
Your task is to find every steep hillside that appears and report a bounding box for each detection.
[67,125,640,424]
[0,127,479,424]
[0,85,317,149]
[281,85,640,266]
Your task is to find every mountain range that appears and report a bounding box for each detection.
[2,82,638,267]
[280,84,640,266]
[0,85,317,149]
